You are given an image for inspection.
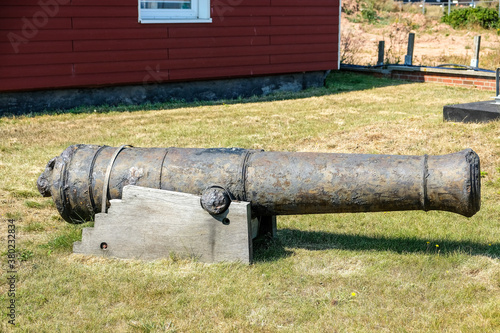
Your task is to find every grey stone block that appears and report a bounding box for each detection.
[0,71,327,116]
[443,101,500,123]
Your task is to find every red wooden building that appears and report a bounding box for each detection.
[0,0,340,112]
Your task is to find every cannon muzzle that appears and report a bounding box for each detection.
[38,145,480,223]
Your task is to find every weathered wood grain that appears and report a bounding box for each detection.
[73,185,254,263]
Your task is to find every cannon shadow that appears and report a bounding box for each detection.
[253,228,499,262]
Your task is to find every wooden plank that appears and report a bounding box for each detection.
[73,186,253,263]
[1,50,169,66]
[250,61,337,75]
[0,71,159,91]
[209,16,270,27]
[170,61,336,81]
[73,39,170,52]
[170,66,255,81]
[74,55,269,74]
[0,18,72,30]
[0,28,168,42]
[169,55,270,70]
[0,0,71,5]
[168,36,269,49]
[271,16,339,26]
[212,6,338,17]
[71,0,136,5]
[59,6,137,17]
[271,0,339,6]
[75,60,170,75]
[169,26,264,38]
[271,34,335,45]
[0,5,72,18]
[73,17,144,29]
[0,40,72,54]
[271,52,336,65]
[169,24,336,38]
[169,43,338,59]
[212,0,270,6]
[0,6,136,18]
[258,25,337,36]
[73,16,270,30]
[0,63,72,78]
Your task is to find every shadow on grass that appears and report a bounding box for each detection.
[3,71,412,118]
[253,229,499,262]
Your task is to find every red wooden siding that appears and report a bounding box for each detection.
[0,0,339,92]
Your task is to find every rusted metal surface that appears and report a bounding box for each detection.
[38,145,481,223]
[200,186,232,215]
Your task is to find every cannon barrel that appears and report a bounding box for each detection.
[37,145,480,223]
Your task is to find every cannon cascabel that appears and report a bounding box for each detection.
[37,145,480,223]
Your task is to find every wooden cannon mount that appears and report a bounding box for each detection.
[38,145,481,263]
[73,185,276,264]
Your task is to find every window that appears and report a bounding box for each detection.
[139,0,211,23]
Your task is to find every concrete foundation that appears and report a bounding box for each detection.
[0,71,327,116]
[443,101,500,123]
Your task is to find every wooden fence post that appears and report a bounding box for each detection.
[470,35,481,68]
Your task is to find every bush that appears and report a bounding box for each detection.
[441,7,500,29]
[361,7,378,23]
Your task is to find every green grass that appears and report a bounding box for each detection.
[0,71,499,332]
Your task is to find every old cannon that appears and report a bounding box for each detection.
[37,145,480,262]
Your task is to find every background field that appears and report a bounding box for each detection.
[341,0,500,69]
[1,72,499,332]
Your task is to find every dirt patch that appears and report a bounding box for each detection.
[341,9,500,69]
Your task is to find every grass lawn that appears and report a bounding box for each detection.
[1,71,499,332]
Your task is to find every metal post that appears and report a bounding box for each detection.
[495,68,500,103]
[470,35,481,68]
[405,33,415,66]
[422,0,425,15]
[377,41,385,66]
[448,0,451,15]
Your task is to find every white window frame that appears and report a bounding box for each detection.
[139,0,212,24]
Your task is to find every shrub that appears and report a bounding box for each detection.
[340,29,365,64]
[441,7,500,29]
[362,7,378,23]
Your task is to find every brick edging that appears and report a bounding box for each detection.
[391,70,496,91]
[341,65,497,91]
